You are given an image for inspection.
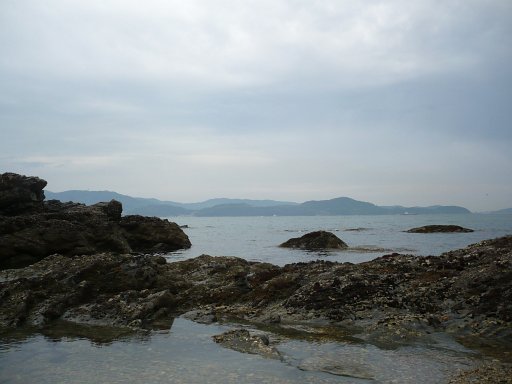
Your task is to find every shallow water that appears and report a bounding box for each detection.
[1,214,511,383]
[0,318,479,384]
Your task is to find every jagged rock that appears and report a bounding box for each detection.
[406,225,474,233]
[279,230,348,249]
[0,173,191,269]
[93,200,123,221]
[0,172,47,215]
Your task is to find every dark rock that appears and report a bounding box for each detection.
[182,308,218,324]
[0,173,191,269]
[344,227,370,232]
[0,172,47,215]
[280,230,348,249]
[406,225,474,233]
[119,215,191,252]
[92,200,123,222]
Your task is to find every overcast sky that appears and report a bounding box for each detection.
[1,0,511,211]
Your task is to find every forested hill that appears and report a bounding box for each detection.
[45,191,471,216]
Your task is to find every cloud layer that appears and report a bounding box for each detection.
[1,0,511,210]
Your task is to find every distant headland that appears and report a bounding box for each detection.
[45,190,476,217]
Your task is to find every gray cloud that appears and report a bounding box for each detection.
[1,0,511,210]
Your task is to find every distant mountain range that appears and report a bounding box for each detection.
[45,190,472,216]
[485,207,512,214]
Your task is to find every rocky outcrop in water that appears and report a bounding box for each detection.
[279,230,348,249]
[406,225,474,233]
[0,173,191,269]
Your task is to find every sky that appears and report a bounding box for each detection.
[1,0,511,211]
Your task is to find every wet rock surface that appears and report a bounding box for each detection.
[279,230,348,249]
[0,173,191,269]
[1,236,511,343]
[212,328,281,359]
[406,225,474,233]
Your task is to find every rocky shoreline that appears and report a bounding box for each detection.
[1,173,511,382]
[3,235,510,338]
[1,236,511,381]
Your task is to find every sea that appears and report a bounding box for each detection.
[1,214,511,383]
[167,213,512,265]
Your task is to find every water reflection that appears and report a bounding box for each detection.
[0,317,488,384]
[0,317,176,351]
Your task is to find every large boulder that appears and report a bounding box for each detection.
[279,230,348,250]
[119,215,192,252]
[0,172,47,215]
[406,225,474,233]
[0,173,191,269]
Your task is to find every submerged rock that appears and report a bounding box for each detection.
[212,329,281,360]
[297,355,375,379]
[0,173,191,270]
[279,230,348,250]
[406,225,474,233]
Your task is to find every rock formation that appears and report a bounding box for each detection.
[279,230,348,249]
[0,172,47,215]
[406,225,474,233]
[1,235,510,348]
[0,173,191,269]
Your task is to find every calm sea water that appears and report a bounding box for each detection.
[167,214,512,265]
[1,214,511,383]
